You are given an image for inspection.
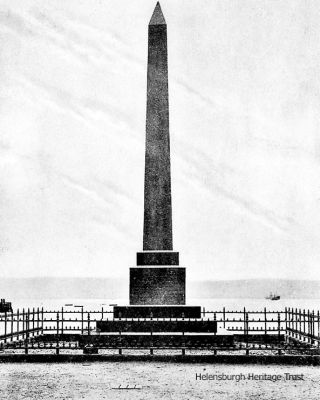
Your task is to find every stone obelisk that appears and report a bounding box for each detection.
[130,2,185,305]
[143,2,172,251]
[113,3,201,318]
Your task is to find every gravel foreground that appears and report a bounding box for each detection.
[0,362,319,400]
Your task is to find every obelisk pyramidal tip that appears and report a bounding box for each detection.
[149,2,166,26]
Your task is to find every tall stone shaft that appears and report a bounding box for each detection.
[130,3,183,306]
[143,2,172,251]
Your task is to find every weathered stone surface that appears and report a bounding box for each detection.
[127,4,189,313]
[136,251,179,266]
[97,320,216,332]
[130,267,185,305]
[143,2,172,251]
[113,305,201,319]
[80,334,228,348]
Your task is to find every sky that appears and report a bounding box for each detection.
[1,0,320,281]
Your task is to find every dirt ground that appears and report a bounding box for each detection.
[0,362,319,400]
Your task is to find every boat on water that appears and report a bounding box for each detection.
[265,293,280,300]
[0,298,13,313]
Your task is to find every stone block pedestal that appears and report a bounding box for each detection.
[130,266,185,305]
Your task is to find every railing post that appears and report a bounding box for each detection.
[299,309,302,339]
[286,307,289,331]
[277,311,281,355]
[314,310,316,343]
[243,307,247,335]
[81,307,84,335]
[307,310,310,343]
[37,308,39,334]
[88,313,90,336]
[223,307,226,329]
[102,306,104,320]
[32,308,34,335]
[264,307,267,336]
[292,308,294,333]
[292,308,294,337]
[284,307,287,329]
[25,314,29,354]
[245,312,249,355]
[31,308,33,339]
[285,307,288,342]
[17,309,20,341]
[292,308,294,336]
[11,310,14,342]
[317,310,320,348]
[290,308,295,338]
[27,308,30,339]
[310,309,312,342]
[4,311,7,344]
[312,310,315,344]
[246,312,249,350]
[56,312,60,355]
[22,308,25,339]
[310,310,312,342]
[277,312,281,345]
[56,312,59,336]
[310,309,312,341]
[303,309,306,339]
[41,307,44,335]
[61,307,64,336]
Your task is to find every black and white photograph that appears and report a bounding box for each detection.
[0,0,320,399]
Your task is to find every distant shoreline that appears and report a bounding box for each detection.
[1,277,320,299]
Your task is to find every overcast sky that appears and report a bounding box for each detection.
[1,0,320,281]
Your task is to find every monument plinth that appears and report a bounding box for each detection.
[115,3,200,319]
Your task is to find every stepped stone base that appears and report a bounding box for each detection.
[80,334,231,348]
[113,305,201,319]
[97,319,216,333]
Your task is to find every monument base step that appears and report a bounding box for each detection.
[113,305,201,319]
[97,319,216,333]
[136,252,179,266]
